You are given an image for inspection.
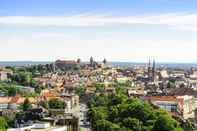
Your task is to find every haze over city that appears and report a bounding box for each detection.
[2,1,197,131]
[0,0,197,62]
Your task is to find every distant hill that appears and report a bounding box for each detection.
[0,61,51,67]
[0,61,197,69]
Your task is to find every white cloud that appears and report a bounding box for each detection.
[1,13,197,62]
[0,13,197,31]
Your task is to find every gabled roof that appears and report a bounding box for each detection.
[0,96,36,104]
[169,87,197,96]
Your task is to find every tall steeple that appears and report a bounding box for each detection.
[148,58,151,78]
[103,58,107,65]
[153,59,155,70]
[53,62,56,72]
[152,59,156,82]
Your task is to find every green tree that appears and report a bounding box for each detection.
[167,80,176,88]
[89,94,109,107]
[0,117,8,131]
[1,111,16,128]
[20,98,32,111]
[34,86,42,94]
[108,93,127,106]
[95,85,105,93]
[89,106,109,126]
[122,117,142,131]
[10,72,32,86]
[7,86,17,96]
[153,115,183,131]
[181,120,195,131]
[39,101,49,109]
[96,119,120,131]
[48,98,65,109]
[73,86,85,97]
[88,92,185,131]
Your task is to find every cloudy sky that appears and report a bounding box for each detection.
[1,0,197,62]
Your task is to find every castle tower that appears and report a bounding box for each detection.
[90,56,94,67]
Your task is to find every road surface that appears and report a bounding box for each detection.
[79,103,91,131]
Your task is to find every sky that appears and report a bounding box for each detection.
[1,0,197,62]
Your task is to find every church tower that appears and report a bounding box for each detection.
[152,59,156,82]
[147,59,156,82]
[148,58,151,78]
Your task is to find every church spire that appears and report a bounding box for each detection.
[152,59,156,82]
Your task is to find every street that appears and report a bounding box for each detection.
[79,103,91,131]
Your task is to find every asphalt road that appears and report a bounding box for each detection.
[79,103,91,131]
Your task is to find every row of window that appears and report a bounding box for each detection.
[156,103,177,112]
[0,104,8,109]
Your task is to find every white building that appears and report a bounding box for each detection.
[8,123,67,131]
[143,95,196,119]
[0,71,8,81]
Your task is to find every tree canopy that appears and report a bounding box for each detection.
[19,98,32,111]
[48,98,65,109]
[0,117,8,131]
[88,92,185,131]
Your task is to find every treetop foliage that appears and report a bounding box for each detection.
[88,92,185,131]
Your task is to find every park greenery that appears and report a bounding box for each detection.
[0,81,39,97]
[89,93,185,131]
[39,98,65,109]
[0,64,53,97]
[19,98,32,111]
[0,117,8,131]
[7,66,46,92]
[6,64,53,77]
[88,81,194,131]
[48,98,65,109]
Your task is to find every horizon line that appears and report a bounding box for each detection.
[1,60,197,64]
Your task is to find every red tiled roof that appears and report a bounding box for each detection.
[0,96,36,104]
[143,96,183,101]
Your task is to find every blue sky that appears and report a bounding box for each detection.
[1,0,197,16]
[0,0,197,62]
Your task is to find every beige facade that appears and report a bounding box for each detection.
[144,95,195,119]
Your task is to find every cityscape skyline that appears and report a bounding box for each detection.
[1,0,197,62]
[1,1,197,131]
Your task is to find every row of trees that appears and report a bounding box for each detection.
[19,98,66,111]
[7,67,41,89]
[0,65,51,96]
[0,81,39,97]
[6,64,53,77]
[39,98,66,109]
[88,92,191,131]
